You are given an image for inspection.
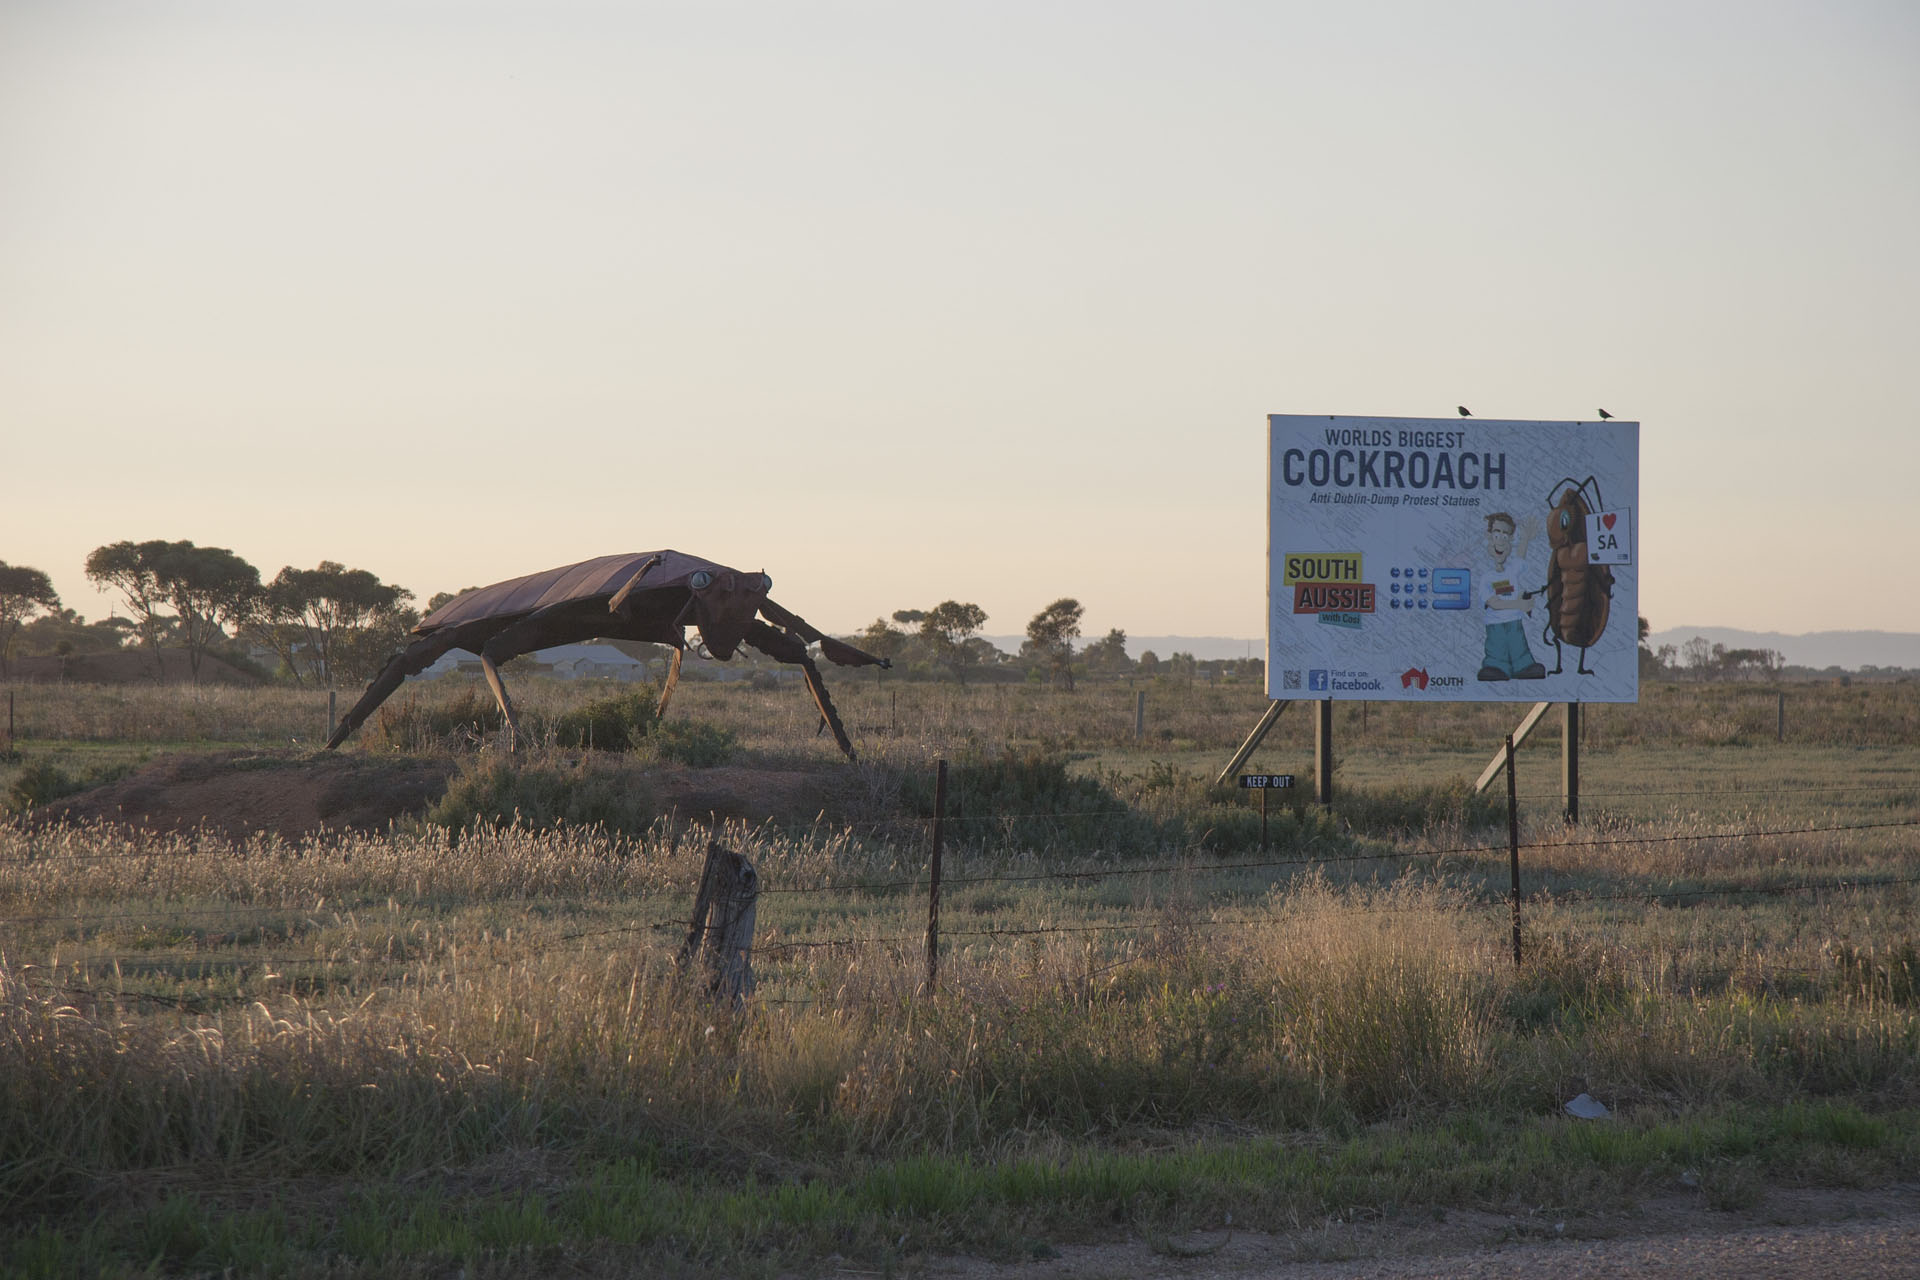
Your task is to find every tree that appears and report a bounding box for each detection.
[920,600,989,683]
[1680,635,1715,678]
[1024,598,1083,690]
[256,562,415,687]
[855,617,912,664]
[85,540,171,671]
[85,539,260,681]
[155,543,260,682]
[424,587,482,616]
[1636,615,1664,680]
[1081,628,1130,676]
[0,562,61,678]
[13,608,134,660]
[1137,649,1161,675]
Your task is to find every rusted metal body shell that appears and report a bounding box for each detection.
[417,552,691,630]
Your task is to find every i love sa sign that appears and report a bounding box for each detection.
[1585,508,1634,565]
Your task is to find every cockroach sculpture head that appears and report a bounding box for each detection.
[680,568,771,659]
[1545,477,1602,553]
[1547,492,1585,551]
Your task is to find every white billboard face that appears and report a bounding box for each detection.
[1267,415,1639,703]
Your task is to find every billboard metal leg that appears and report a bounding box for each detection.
[1563,701,1580,824]
[1315,698,1334,808]
[1472,701,1554,796]
[1214,700,1290,787]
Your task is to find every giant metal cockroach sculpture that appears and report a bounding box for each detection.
[1540,477,1614,675]
[324,551,890,759]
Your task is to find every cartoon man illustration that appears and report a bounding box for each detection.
[1478,511,1546,681]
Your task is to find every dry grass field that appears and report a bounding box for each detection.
[1,674,1916,1277]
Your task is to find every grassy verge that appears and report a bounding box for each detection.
[8,1101,1914,1278]
[2,676,1915,1274]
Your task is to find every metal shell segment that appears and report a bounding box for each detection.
[418,550,729,632]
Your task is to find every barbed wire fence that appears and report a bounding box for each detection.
[3,755,1916,1006]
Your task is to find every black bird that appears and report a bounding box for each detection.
[1457,405,1472,417]
[1598,408,1614,419]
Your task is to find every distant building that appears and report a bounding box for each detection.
[416,642,650,682]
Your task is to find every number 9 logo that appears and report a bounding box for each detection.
[1432,568,1470,610]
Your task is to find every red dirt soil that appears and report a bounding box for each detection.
[31,751,455,839]
[28,751,846,841]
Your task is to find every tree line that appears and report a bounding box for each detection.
[0,544,416,687]
[6,551,1237,691]
[851,597,1257,687]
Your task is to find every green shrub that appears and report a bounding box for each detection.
[425,756,660,835]
[640,719,737,767]
[369,686,497,751]
[899,749,1161,855]
[1332,781,1503,837]
[7,761,80,812]
[5,759,133,813]
[1116,761,1340,854]
[550,688,659,752]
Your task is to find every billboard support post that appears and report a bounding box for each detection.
[1214,700,1289,787]
[1562,702,1581,824]
[1507,734,1523,967]
[1472,701,1553,795]
[1315,699,1334,808]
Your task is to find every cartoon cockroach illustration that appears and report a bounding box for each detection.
[1540,477,1614,675]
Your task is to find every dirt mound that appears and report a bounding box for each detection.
[11,649,263,686]
[32,751,455,839]
[27,751,860,841]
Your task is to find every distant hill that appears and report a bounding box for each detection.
[969,628,1918,671]
[1648,627,1920,672]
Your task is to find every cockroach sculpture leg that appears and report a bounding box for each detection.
[796,654,856,759]
[479,653,523,748]
[743,618,862,761]
[657,646,684,718]
[325,629,469,749]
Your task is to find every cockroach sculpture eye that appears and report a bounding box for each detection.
[1559,511,1573,532]
[690,570,714,590]
[759,573,773,593]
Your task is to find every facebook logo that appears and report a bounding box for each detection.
[1308,669,1329,692]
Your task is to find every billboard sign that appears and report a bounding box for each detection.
[1267,414,1639,702]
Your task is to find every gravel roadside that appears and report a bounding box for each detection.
[927,1185,1920,1280]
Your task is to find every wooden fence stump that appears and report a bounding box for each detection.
[679,841,758,1002]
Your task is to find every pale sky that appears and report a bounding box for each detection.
[4,1,1917,642]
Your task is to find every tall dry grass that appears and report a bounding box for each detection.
[11,672,1913,755]
[4,803,1916,1224]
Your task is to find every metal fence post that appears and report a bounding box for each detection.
[926,758,946,993]
[1507,734,1522,967]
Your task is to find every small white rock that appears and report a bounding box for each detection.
[1564,1092,1611,1120]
